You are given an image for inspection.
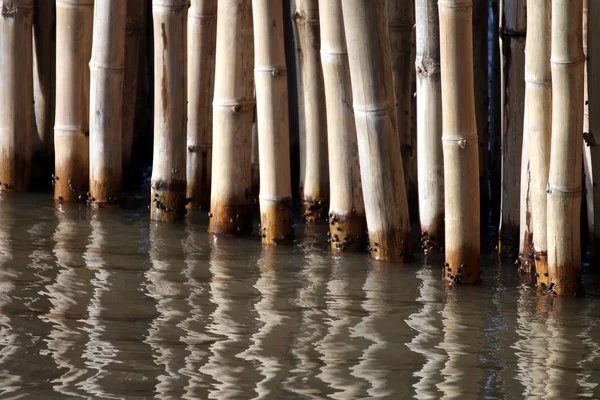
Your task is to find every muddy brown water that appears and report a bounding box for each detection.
[0,194,599,399]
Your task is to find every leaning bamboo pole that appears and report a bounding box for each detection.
[415,0,443,249]
[342,0,410,261]
[319,0,366,252]
[518,125,533,267]
[438,0,480,283]
[89,0,126,206]
[186,0,217,210]
[54,0,94,202]
[498,0,526,257]
[388,0,416,224]
[0,0,34,193]
[208,0,254,234]
[150,0,187,222]
[253,0,293,244]
[547,0,584,296]
[526,0,551,286]
[294,0,329,221]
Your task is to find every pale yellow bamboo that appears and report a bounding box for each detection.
[473,0,488,219]
[89,0,126,206]
[342,0,411,261]
[319,0,366,252]
[54,0,93,202]
[186,0,217,210]
[518,125,533,267]
[439,0,480,283]
[150,0,187,222]
[208,0,254,234]
[253,0,293,244]
[547,0,584,296]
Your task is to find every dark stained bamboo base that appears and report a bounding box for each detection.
[367,227,411,262]
[444,245,480,284]
[259,198,293,245]
[301,198,328,222]
[208,202,253,234]
[328,212,367,252]
[150,179,186,223]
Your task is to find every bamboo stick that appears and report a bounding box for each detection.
[208,0,254,234]
[0,0,34,193]
[89,0,126,206]
[54,0,94,202]
[150,0,187,222]
[518,126,533,267]
[319,0,366,252]
[547,0,584,296]
[498,0,526,257]
[342,0,410,261]
[489,0,502,226]
[438,0,480,283]
[294,0,329,222]
[526,0,551,286]
[186,0,217,210]
[388,0,416,225]
[415,0,443,249]
[253,0,293,244]
[122,0,146,170]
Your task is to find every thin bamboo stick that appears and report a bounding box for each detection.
[415,0,443,249]
[54,0,93,202]
[489,0,502,226]
[208,0,254,234]
[439,0,480,283]
[294,0,329,222]
[342,0,411,261]
[253,0,293,244]
[547,0,584,296]
[186,0,217,210]
[0,0,34,193]
[526,0,551,286]
[518,125,533,267]
[89,0,126,206]
[150,0,187,222]
[319,0,366,252]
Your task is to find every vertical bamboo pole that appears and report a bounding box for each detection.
[547,0,584,296]
[293,0,329,221]
[489,0,502,226]
[518,125,533,267]
[122,0,146,170]
[415,0,443,248]
[319,0,366,252]
[439,0,480,283]
[54,0,94,202]
[208,0,254,234]
[32,0,56,186]
[0,0,34,193]
[342,0,410,261]
[498,0,526,257]
[150,0,187,222]
[186,0,217,210]
[89,0,126,206]
[253,0,293,244]
[526,0,551,286]
[388,0,417,224]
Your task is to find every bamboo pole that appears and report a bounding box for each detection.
[253,0,293,244]
[122,0,146,170]
[293,0,329,222]
[319,0,366,252]
[489,0,502,226]
[498,0,526,257]
[208,0,254,234]
[342,0,410,261]
[526,0,551,286]
[89,0,126,206]
[438,0,480,283]
[415,0,443,249]
[547,0,584,296]
[32,0,56,187]
[150,0,187,222]
[0,0,34,193]
[518,125,533,267]
[388,0,416,225]
[186,0,217,210]
[54,0,94,202]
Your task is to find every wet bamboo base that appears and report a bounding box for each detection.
[208,203,253,234]
[518,231,535,272]
[301,198,328,222]
[186,144,211,210]
[498,226,519,258]
[259,198,293,245]
[420,217,443,253]
[366,228,411,262]
[534,251,549,289]
[328,212,367,252]
[150,179,186,222]
[0,152,30,193]
[89,180,123,208]
[54,152,89,203]
[444,245,480,284]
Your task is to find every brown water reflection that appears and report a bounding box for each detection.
[0,195,597,398]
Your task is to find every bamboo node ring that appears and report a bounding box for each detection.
[353,102,396,115]
[547,183,583,197]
